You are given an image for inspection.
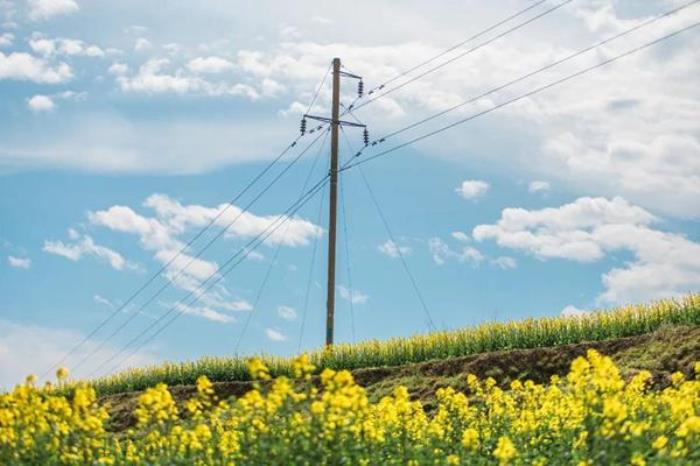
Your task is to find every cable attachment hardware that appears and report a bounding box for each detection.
[363,128,370,146]
[300,117,307,135]
[358,80,364,98]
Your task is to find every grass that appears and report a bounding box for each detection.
[89,294,700,396]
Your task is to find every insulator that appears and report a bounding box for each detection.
[309,128,315,134]
[363,128,369,146]
[317,125,323,130]
[358,80,364,98]
[368,90,374,95]
[291,141,297,147]
[355,151,362,157]
[371,141,378,146]
[379,84,385,90]
[379,138,386,143]
[300,118,307,135]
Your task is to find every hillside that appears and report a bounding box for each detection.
[101,323,700,431]
[91,294,700,396]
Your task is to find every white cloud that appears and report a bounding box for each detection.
[491,256,517,270]
[338,285,368,304]
[377,239,411,259]
[134,37,152,51]
[28,0,79,21]
[451,231,470,243]
[561,304,588,317]
[173,302,234,324]
[0,32,13,48]
[108,62,128,75]
[29,35,104,57]
[7,255,31,269]
[456,180,489,200]
[93,294,114,308]
[277,305,297,321]
[86,194,317,320]
[265,327,287,342]
[0,51,72,83]
[428,237,484,266]
[187,56,234,74]
[42,231,135,271]
[0,319,154,388]
[27,94,55,112]
[117,58,205,94]
[473,197,700,304]
[528,181,551,194]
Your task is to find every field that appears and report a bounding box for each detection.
[91,294,700,396]
[2,295,699,464]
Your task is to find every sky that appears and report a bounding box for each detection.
[1,0,699,388]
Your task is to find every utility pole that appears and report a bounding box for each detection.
[303,58,365,347]
[326,57,341,347]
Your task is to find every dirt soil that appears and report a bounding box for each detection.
[101,324,700,432]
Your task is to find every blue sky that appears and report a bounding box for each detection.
[1,0,699,387]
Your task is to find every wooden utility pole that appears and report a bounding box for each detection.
[325,57,341,347]
[303,58,364,347]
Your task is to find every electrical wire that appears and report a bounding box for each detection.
[92,174,331,378]
[341,126,436,332]
[350,0,574,113]
[234,128,330,354]
[73,130,327,376]
[341,20,700,172]
[42,65,335,380]
[351,0,700,152]
[339,170,356,343]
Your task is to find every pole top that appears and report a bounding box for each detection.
[333,57,341,65]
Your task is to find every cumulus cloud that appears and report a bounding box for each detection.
[0,32,13,48]
[7,255,31,269]
[173,302,235,324]
[28,0,79,21]
[27,94,55,112]
[0,51,72,83]
[277,305,297,321]
[456,180,489,200]
[134,37,152,51]
[43,230,136,271]
[473,197,700,304]
[85,194,316,321]
[428,237,484,266]
[108,62,128,75]
[528,181,551,193]
[561,304,588,317]
[491,256,517,270]
[338,285,368,304]
[29,35,104,57]
[265,327,287,342]
[187,56,234,74]
[377,239,411,259]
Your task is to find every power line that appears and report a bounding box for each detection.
[341,126,436,332]
[297,173,327,353]
[42,66,334,380]
[92,174,331,378]
[306,62,333,115]
[234,128,330,354]
[340,0,551,113]
[350,0,574,113]
[342,20,700,172]
[354,0,700,149]
[339,170,356,343]
[73,129,327,376]
[375,0,551,92]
